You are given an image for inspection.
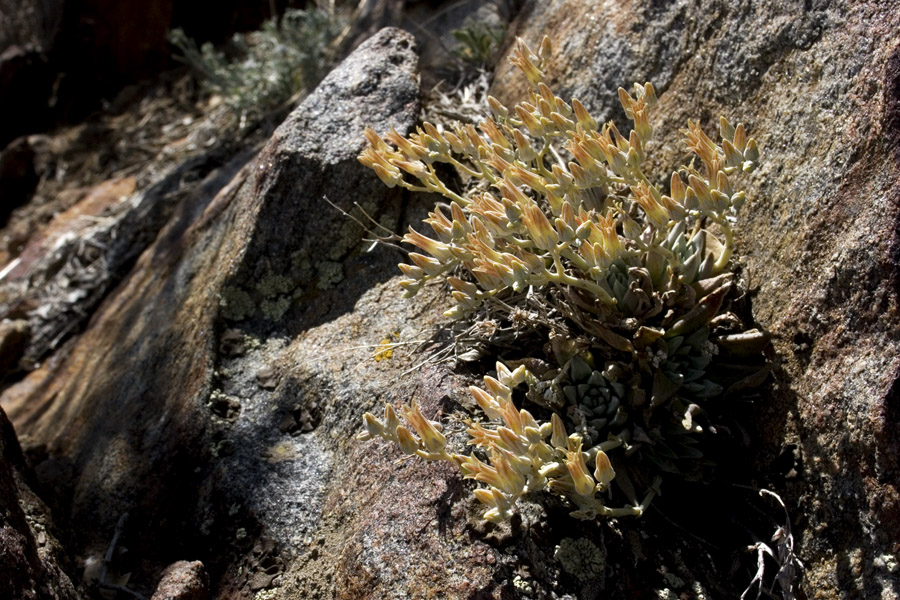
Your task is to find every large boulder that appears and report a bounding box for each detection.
[2,26,424,599]
[490,0,900,596]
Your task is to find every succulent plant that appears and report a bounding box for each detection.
[359,362,657,522]
[562,355,629,446]
[357,35,765,523]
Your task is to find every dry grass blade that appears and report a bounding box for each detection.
[741,489,804,600]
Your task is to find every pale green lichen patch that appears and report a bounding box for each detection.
[315,260,344,290]
[258,273,295,298]
[554,537,605,581]
[290,250,314,282]
[220,285,255,321]
[220,268,301,322]
[261,296,292,321]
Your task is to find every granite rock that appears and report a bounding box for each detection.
[0,405,83,600]
[151,560,209,600]
[1,26,423,599]
[492,1,900,597]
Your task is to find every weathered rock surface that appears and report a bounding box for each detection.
[0,405,83,600]
[2,1,898,599]
[0,150,254,367]
[491,0,900,597]
[151,560,209,600]
[2,26,425,598]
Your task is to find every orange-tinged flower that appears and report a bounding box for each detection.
[565,443,596,498]
[596,214,624,257]
[483,375,510,401]
[560,200,576,229]
[425,205,453,237]
[448,276,479,297]
[487,95,509,119]
[498,397,524,435]
[396,426,421,455]
[633,108,652,142]
[361,412,383,439]
[469,385,502,419]
[363,127,387,151]
[684,120,718,167]
[594,451,615,488]
[582,131,608,161]
[467,422,500,448]
[571,98,598,131]
[403,403,447,454]
[498,179,531,209]
[538,35,552,62]
[509,37,545,84]
[618,87,636,117]
[521,204,558,251]
[480,119,510,149]
[688,174,715,212]
[385,127,427,161]
[462,124,484,153]
[489,450,527,495]
[633,182,670,229]
[371,163,400,188]
[404,227,454,261]
[443,130,465,153]
[609,122,629,152]
[732,122,747,152]
[484,151,512,176]
[629,130,644,163]
[722,139,743,169]
[550,413,568,449]
[518,408,540,432]
[515,104,544,137]
[716,171,734,198]
[456,452,489,478]
[408,252,445,277]
[473,487,499,507]
[471,262,505,289]
[383,404,400,434]
[497,426,530,455]
[397,262,424,279]
[670,171,686,203]
[395,159,429,181]
[469,193,507,228]
[659,194,685,221]
[744,137,760,163]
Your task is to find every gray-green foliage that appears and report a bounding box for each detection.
[452,19,506,65]
[168,8,344,121]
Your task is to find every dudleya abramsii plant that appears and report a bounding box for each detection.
[357,36,765,523]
